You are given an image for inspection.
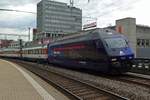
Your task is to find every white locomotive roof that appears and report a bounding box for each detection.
[23,45,47,50]
[0,48,20,51]
[49,28,124,46]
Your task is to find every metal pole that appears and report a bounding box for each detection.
[19,39,23,58]
[28,27,30,41]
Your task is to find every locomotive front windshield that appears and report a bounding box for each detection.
[105,38,128,48]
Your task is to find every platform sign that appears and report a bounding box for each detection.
[83,22,97,30]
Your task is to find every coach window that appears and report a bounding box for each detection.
[34,50,36,54]
[41,49,44,54]
[35,49,37,54]
[40,49,42,54]
[37,49,39,54]
[35,50,37,54]
[41,49,43,54]
[34,49,36,54]
[37,49,40,54]
[44,49,46,54]
[36,49,38,54]
[32,50,34,54]
[39,49,42,54]
[38,49,40,54]
[43,49,45,54]
[45,49,48,54]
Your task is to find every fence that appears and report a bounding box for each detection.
[131,58,150,74]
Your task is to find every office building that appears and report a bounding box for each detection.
[36,0,82,40]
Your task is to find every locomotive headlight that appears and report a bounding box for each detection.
[111,58,117,61]
[129,56,133,59]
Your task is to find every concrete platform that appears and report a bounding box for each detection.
[0,59,70,100]
[127,72,150,79]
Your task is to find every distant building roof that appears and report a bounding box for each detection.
[136,24,150,29]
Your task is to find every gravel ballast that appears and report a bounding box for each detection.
[34,63,150,100]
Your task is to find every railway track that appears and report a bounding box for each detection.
[115,74,150,88]
[13,60,127,100]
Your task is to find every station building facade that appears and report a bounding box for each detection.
[108,17,150,58]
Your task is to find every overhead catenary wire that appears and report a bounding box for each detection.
[82,0,140,20]
[0,8,36,14]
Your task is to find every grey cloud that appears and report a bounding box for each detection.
[0,16,36,30]
[82,0,140,18]
[0,0,142,34]
[0,0,40,7]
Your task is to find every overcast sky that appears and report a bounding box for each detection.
[0,0,149,40]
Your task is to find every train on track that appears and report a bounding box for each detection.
[0,28,134,74]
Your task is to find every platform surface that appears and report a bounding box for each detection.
[0,59,70,100]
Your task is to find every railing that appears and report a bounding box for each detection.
[131,58,150,74]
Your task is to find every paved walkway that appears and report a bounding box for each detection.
[127,72,150,79]
[0,59,69,100]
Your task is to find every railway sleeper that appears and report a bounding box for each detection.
[64,84,86,89]
[67,87,90,92]
[75,90,97,96]
[82,93,106,100]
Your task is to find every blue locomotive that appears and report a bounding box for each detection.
[48,28,134,74]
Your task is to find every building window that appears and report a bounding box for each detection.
[137,39,141,46]
[137,39,150,47]
[146,39,150,47]
[141,39,145,47]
